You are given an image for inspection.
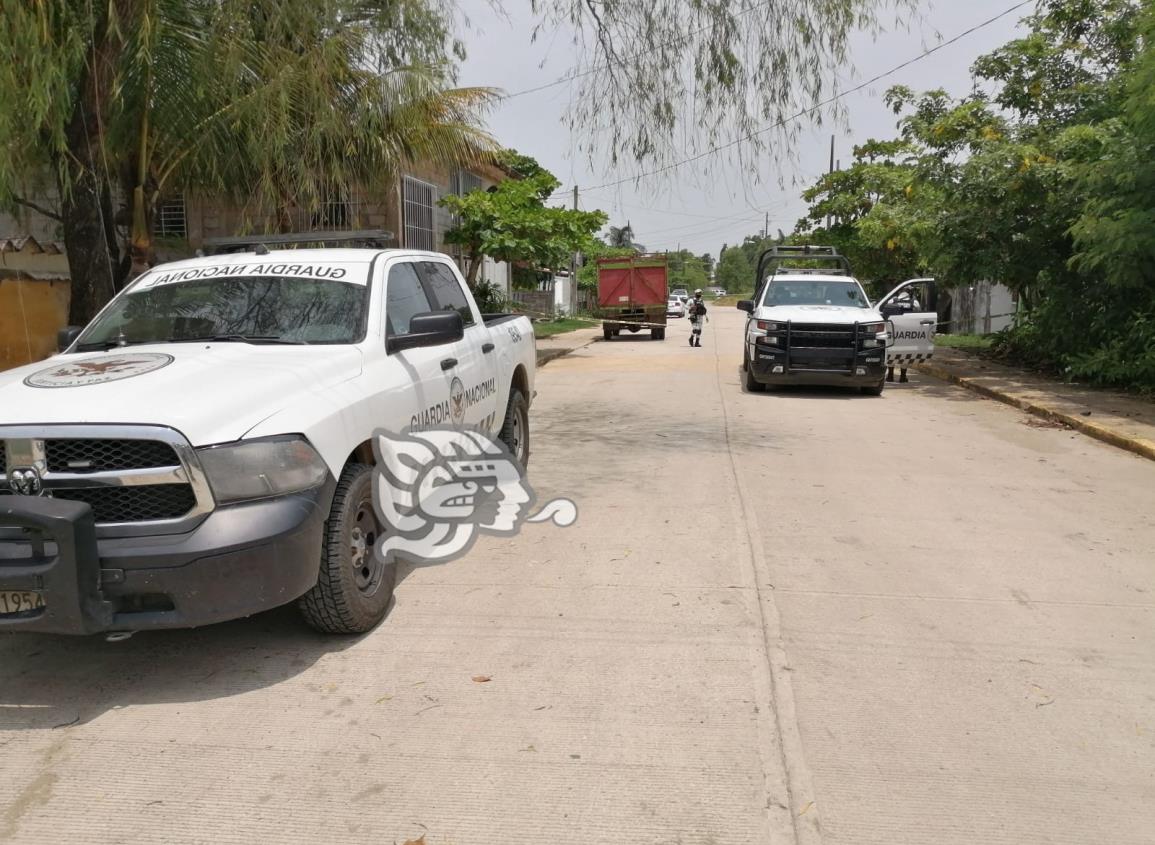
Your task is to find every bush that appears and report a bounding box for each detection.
[472,278,508,313]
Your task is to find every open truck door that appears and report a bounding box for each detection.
[878,278,937,367]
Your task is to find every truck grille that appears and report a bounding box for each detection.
[45,439,180,473]
[52,485,198,523]
[786,323,857,349]
[0,428,212,534]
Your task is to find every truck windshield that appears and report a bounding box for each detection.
[762,281,869,308]
[75,275,369,348]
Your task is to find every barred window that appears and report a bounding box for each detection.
[402,176,435,251]
[154,195,187,239]
[450,170,482,197]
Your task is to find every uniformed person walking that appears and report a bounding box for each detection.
[687,289,708,347]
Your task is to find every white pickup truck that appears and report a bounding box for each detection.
[0,248,535,636]
[738,246,936,395]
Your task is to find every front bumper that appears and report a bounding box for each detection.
[0,480,333,635]
[748,343,886,386]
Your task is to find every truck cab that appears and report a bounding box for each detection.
[737,246,936,395]
[0,248,536,636]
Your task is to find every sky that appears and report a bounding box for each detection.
[455,0,1031,260]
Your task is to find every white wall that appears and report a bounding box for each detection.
[949,282,1016,334]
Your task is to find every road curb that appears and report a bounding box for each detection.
[534,333,600,369]
[916,361,1155,463]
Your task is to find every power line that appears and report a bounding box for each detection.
[553,0,1033,196]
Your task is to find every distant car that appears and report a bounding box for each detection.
[667,298,686,318]
[707,287,726,297]
[671,288,689,303]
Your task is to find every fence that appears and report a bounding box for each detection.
[510,290,553,317]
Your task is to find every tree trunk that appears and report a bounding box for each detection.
[128,68,155,280]
[58,0,129,327]
[60,116,123,327]
[465,252,484,289]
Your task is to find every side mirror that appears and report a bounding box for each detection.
[57,326,83,352]
[387,311,464,354]
[879,304,907,319]
[736,300,754,313]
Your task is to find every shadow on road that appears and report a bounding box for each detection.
[0,603,365,731]
[734,367,984,404]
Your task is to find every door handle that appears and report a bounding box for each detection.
[482,342,495,353]
[440,357,458,371]
[919,320,936,326]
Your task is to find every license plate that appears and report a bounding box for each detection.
[0,591,45,616]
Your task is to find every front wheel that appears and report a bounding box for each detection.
[299,463,396,634]
[861,380,885,397]
[499,387,530,468]
[744,363,766,392]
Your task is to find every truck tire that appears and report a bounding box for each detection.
[742,345,749,371]
[603,325,613,341]
[651,328,664,340]
[299,463,396,634]
[744,363,766,392]
[861,380,885,396]
[499,387,530,468]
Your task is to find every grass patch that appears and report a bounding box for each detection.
[713,294,753,308]
[935,333,995,350]
[532,318,590,339]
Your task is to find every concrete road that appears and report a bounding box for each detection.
[2,308,1153,844]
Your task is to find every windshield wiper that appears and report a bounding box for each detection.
[169,334,307,345]
[74,339,161,351]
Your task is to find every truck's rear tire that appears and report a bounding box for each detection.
[651,328,664,340]
[499,387,530,468]
[299,463,396,634]
[603,325,613,341]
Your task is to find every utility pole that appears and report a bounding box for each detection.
[764,211,769,241]
[825,135,835,232]
[570,185,579,315]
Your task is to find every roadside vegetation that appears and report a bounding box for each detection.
[532,318,588,339]
[782,0,1155,392]
[1,0,904,326]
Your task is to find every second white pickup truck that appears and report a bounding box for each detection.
[0,248,535,636]
[738,246,936,395]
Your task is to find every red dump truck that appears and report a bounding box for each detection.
[597,256,669,341]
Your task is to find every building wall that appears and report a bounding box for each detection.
[0,277,70,372]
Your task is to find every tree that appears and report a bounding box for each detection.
[606,224,636,250]
[538,0,918,171]
[666,250,708,290]
[699,253,715,278]
[575,240,636,290]
[0,0,497,324]
[715,245,753,295]
[794,138,933,286]
[440,167,607,286]
[787,0,1155,389]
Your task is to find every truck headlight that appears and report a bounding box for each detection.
[197,435,329,504]
[861,322,887,346]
